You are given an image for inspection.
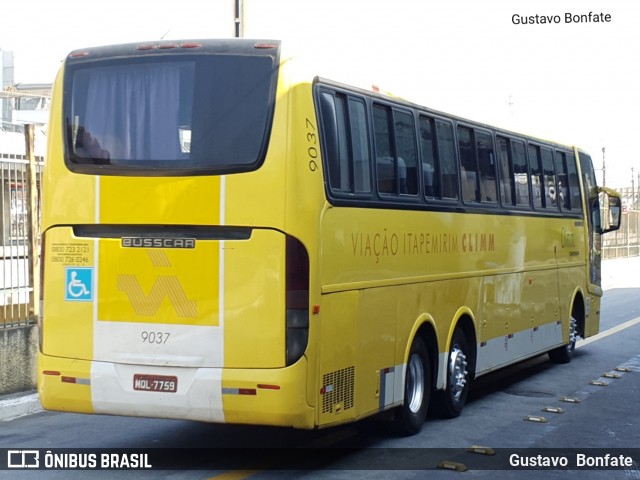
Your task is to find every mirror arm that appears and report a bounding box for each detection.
[599,186,619,197]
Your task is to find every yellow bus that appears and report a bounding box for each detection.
[38,39,621,435]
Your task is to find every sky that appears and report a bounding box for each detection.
[1,0,638,187]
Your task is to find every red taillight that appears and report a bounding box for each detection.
[254,43,278,50]
[286,236,309,310]
[137,42,202,51]
[285,236,310,366]
[257,384,281,390]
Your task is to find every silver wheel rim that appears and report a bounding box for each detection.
[407,353,425,413]
[568,316,577,352]
[448,345,468,402]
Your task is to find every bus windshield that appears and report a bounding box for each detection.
[65,51,278,174]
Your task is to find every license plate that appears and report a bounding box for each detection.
[133,374,178,393]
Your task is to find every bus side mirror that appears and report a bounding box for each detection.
[599,187,622,234]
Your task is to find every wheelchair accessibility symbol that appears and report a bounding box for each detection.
[65,267,94,302]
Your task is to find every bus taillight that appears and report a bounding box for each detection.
[285,236,310,366]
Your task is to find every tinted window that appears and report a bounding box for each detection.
[458,127,496,204]
[420,116,438,197]
[566,153,582,211]
[66,54,277,174]
[458,126,477,202]
[373,105,395,194]
[497,136,513,205]
[555,151,570,210]
[541,147,557,209]
[436,121,458,199]
[511,140,530,206]
[318,91,371,195]
[529,145,543,208]
[476,131,497,203]
[373,106,417,196]
[394,110,418,195]
[350,99,371,194]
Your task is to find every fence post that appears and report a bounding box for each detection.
[24,124,40,321]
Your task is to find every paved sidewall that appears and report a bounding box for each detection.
[0,324,38,395]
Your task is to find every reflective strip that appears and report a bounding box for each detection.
[61,376,91,385]
[222,388,256,396]
[475,321,563,376]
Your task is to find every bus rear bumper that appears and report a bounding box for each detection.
[38,354,315,429]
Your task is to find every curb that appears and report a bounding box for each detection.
[0,391,42,422]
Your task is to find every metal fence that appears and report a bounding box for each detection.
[602,186,640,259]
[0,154,43,328]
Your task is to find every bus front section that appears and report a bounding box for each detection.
[38,39,314,428]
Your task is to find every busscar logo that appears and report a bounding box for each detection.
[8,450,39,468]
[121,237,196,249]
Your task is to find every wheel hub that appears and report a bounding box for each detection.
[407,353,425,413]
[449,346,468,401]
[568,316,577,352]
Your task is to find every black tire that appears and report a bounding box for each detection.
[434,328,471,418]
[549,315,577,364]
[392,336,431,436]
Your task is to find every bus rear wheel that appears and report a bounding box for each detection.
[548,315,578,364]
[392,336,431,436]
[434,328,471,418]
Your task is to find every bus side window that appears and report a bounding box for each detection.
[555,150,570,211]
[528,145,543,209]
[420,116,439,197]
[541,147,557,210]
[511,140,530,207]
[394,110,418,195]
[476,131,497,203]
[319,91,348,192]
[458,126,478,203]
[373,105,417,196]
[497,136,514,206]
[373,105,395,194]
[318,91,371,195]
[566,153,582,211]
[436,120,458,200]
[349,98,372,194]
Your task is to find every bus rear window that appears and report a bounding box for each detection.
[65,53,278,175]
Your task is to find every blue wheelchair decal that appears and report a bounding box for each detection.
[65,267,94,302]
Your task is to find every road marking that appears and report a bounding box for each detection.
[523,415,548,423]
[560,396,581,403]
[467,445,496,455]
[437,461,468,472]
[542,406,565,414]
[577,316,640,348]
